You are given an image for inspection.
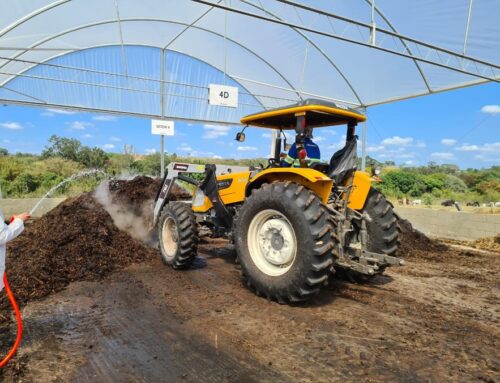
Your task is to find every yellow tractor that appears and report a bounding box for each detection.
[153,99,403,304]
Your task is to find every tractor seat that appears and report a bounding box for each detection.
[326,137,358,185]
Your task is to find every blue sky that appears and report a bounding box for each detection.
[0,81,498,169]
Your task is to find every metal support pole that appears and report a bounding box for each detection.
[160,48,166,178]
[361,108,367,171]
[463,0,473,55]
[270,129,278,158]
[370,0,376,45]
[160,135,165,178]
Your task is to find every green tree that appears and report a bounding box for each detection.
[382,171,419,194]
[444,174,467,193]
[0,148,8,156]
[42,135,82,162]
[78,147,108,168]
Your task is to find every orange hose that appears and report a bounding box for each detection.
[0,273,23,368]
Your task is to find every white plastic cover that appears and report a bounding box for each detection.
[0,0,498,123]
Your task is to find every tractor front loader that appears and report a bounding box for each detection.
[153,99,404,304]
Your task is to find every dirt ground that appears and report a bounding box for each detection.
[0,178,498,382]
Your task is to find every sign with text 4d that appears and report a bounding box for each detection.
[151,119,174,136]
[209,84,238,108]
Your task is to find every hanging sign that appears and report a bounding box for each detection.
[151,119,174,136]
[209,84,238,108]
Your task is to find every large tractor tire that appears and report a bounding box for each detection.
[234,182,337,304]
[158,202,199,269]
[338,188,399,282]
[362,188,399,256]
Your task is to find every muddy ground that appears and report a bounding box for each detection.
[0,178,499,382]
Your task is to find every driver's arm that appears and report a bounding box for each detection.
[281,143,297,167]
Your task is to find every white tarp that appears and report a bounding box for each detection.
[0,0,498,123]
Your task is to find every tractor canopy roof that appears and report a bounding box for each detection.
[240,99,366,130]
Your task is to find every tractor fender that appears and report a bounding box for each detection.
[247,168,333,204]
[347,171,372,210]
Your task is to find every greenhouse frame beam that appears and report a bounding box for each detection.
[192,0,500,82]
[0,50,306,107]
[363,0,432,92]
[0,18,302,103]
[0,99,245,126]
[240,0,363,105]
[0,0,71,39]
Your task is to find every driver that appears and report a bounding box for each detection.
[281,126,321,167]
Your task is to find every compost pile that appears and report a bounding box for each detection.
[0,193,156,318]
[397,218,448,255]
[108,176,191,207]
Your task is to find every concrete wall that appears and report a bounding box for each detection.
[395,207,500,241]
[0,198,66,218]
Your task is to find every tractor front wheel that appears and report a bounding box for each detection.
[158,202,199,269]
[234,182,336,304]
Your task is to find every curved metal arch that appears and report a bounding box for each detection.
[0,0,71,38]
[363,0,432,93]
[0,18,303,102]
[0,43,266,108]
[240,0,364,106]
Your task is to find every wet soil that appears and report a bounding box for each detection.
[0,182,498,382]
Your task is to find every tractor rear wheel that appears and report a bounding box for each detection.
[234,182,336,304]
[338,188,399,282]
[362,188,399,256]
[158,202,199,269]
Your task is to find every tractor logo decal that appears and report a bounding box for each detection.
[173,163,189,171]
[217,179,233,190]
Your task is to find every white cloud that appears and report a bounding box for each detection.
[323,129,337,135]
[481,142,500,152]
[454,142,500,163]
[102,144,115,150]
[237,146,258,152]
[367,145,385,153]
[441,138,457,146]
[261,133,272,138]
[0,122,23,130]
[70,121,93,130]
[81,133,93,139]
[42,108,77,116]
[481,105,500,115]
[404,160,414,165]
[456,144,479,151]
[381,136,414,146]
[203,124,232,139]
[109,136,121,142]
[314,136,326,142]
[93,115,117,122]
[145,148,157,155]
[212,155,222,159]
[378,152,416,159]
[474,154,500,162]
[431,152,454,160]
[178,144,193,152]
[3,139,11,143]
[415,140,426,148]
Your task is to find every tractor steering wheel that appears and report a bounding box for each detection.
[267,158,279,168]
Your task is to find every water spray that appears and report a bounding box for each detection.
[30,169,107,215]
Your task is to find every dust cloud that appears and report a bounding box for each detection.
[94,181,156,245]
